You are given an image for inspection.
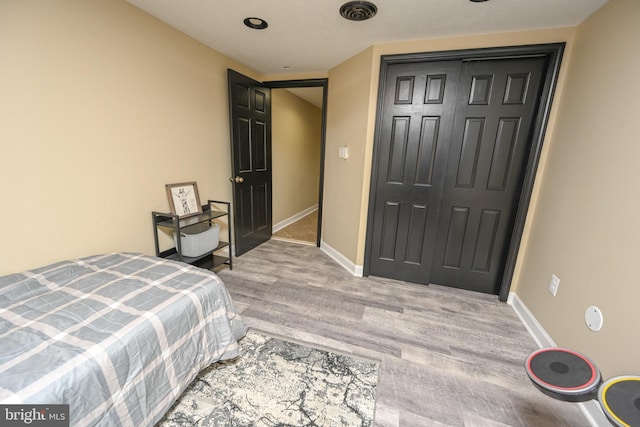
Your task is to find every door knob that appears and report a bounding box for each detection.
[229,176,244,183]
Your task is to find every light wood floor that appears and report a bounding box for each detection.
[216,240,589,427]
[272,210,318,244]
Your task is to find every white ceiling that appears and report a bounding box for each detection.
[127,0,608,76]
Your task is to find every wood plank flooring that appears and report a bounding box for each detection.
[216,240,589,427]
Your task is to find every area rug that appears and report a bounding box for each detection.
[157,330,379,426]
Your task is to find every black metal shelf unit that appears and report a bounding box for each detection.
[152,200,232,271]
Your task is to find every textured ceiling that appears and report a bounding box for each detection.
[127,0,608,76]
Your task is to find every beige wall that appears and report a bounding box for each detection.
[271,90,322,224]
[323,47,376,260]
[0,0,256,274]
[515,0,640,378]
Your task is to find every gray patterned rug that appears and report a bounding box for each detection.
[157,330,379,426]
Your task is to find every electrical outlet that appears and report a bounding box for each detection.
[548,274,560,296]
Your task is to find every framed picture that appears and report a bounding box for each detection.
[166,182,202,218]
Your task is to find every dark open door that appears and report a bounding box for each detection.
[228,69,272,256]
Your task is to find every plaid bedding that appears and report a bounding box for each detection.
[0,253,247,426]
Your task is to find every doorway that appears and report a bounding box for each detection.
[270,86,324,245]
[228,71,328,254]
[364,44,564,300]
[264,79,328,248]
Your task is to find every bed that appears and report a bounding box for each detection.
[0,252,247,426]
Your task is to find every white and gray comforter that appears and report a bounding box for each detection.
[0,252,247,426]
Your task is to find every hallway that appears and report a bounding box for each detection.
[272,210,318,244]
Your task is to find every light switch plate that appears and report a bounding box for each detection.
[548,274,560,296]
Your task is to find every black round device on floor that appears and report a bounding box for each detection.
[525,347,601,402]
[598,375,640,427]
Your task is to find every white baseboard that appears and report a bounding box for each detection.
[320,240,363,277]
[509,293,611,427]
[508,293,556,348]
[273,205,318,233]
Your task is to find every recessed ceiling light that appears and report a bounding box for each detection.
[243,17,268,30]
[340,1,377,22]
[469,0,489,2]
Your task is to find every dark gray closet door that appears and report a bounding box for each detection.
[368,60,461,282]
[430,57,547,294]
[368,55,547,294]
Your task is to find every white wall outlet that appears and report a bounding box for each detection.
[548,274,560,296]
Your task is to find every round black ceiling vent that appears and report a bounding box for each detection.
[340,1,377,21]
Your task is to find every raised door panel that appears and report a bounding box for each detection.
[387,117,411,184]
[379,201,401,261]
[238,186,254,238]
[487,118,521,191]
[414,117,440,186]
[254,120,268,172]
[404,204,429,265]
[471,209,501,272]
[394,76,415,104]
[442,206,469,269]
[254,183,269,230]
[456,118,485,189]
[237,117,252,173]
